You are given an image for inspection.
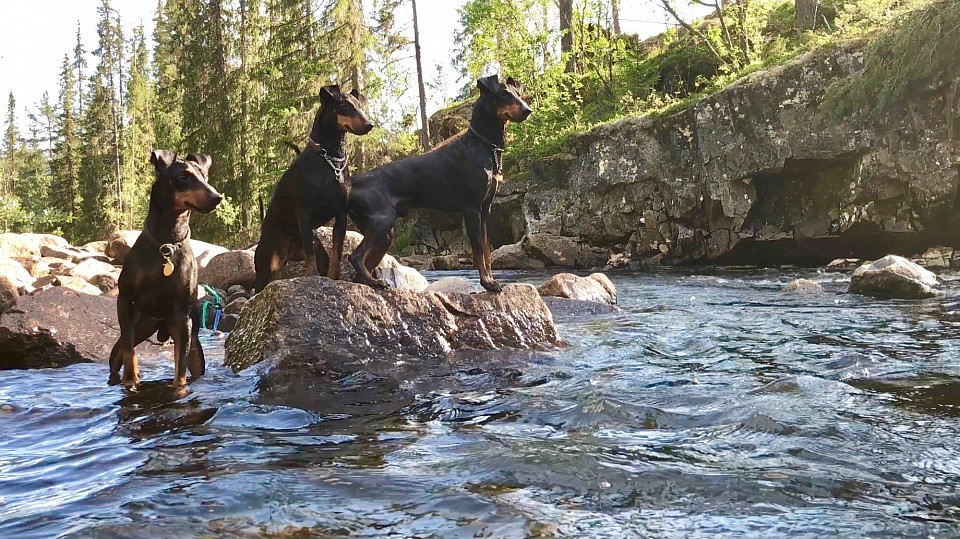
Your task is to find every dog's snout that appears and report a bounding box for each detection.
[211,192,223,205]
[361,121,374,135]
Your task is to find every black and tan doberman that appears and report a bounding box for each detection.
[109,151,222,387]
[348,75,531,292]
[254,85,373,292]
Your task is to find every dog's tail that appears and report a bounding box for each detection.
[258,194,265,223]
[285,141,301,156]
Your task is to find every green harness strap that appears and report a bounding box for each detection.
[200,284,224,330]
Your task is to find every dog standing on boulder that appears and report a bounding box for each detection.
[348,75,531,292]
[254,85,374,292]
[109,151,222,387]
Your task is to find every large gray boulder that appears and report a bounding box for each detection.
[200,250,256,290]
[848,255,941,299]
[225,276,560,373]
[781,278,824,294]
[538,273,617,305]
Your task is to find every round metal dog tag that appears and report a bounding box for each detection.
[163,260,175,277]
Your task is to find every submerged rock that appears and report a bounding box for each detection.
[781,278,824,294]
[224,276,560,373]
[538,273,617,305]
[543,297,624,322]
[826,258,862,272]
[848,255,941,299]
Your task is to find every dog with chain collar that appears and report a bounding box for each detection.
[108,150,222,387]
[254,84,374,292]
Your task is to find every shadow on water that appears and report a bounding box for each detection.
[3,269,960,536]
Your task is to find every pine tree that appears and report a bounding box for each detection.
[3,93,19,198]
[124,25,156,228]
[53,54,82,239]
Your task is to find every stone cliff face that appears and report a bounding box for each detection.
[411,38,960,267]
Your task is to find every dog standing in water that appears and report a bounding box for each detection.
[108,151,222,387]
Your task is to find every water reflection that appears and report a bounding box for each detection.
[1,269,960,536]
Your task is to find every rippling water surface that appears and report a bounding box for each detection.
[3,268,960,538]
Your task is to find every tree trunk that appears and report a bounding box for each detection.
[611,0,621,36]
[795,0,819,30]
[559,0,575,73]
[412,0,430,150]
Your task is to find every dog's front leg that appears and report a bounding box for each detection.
[109,294,141,386]
[329,211,347,280]
[169,314,191,388]
[465,208,501,292]
[187,304,206,380]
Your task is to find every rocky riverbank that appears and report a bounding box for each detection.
[407,34,960,271]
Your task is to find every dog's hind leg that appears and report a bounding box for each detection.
[349,224,391,289]
[465,208,501,292]
[254,230,291,293]
[187,304,205,380]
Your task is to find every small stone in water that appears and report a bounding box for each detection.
[599,481,611,489]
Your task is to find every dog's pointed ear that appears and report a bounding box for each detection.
[320,85,343,103]
[349,88,367,107]
[185,153,213,174]
[506,76,523,93]
[150,150,177,170]
[477,75,500,97]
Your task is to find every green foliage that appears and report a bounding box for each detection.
[822,0,959,120]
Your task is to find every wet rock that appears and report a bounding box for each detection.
[0,327,92,370]
[0,256,32,290]
[224,297,248,315]
[543,297,624,322]
[200,250,256,290]
[781,278,824,294]
[218,313,239,332]
[400,254,434,271]
[105,230,141,263]
[491,242,545,270]
[431,254,461,270]
[224,276,560,373]
[0,275,17,315]
[538,273,617,305]
[424,277,482,295]
[377,265,429,292]
[0,287,136,361]
[848,255,941,299]
[826,258,862,272]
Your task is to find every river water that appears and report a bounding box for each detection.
[2,268,960,538]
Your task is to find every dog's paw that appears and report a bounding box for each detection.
[107,373,122,386]
[481,279,502,293]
